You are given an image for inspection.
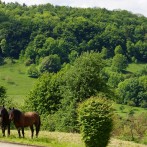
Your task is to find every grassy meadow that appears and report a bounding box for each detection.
[126,63,146,73]
[0,130,147,147]
[113,103,147,118]
[0,61,37,104]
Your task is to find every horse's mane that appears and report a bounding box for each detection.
[10,109,23,122]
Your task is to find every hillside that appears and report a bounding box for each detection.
[0,2,147,65]
[0,2,147,146]
[0,61,36,103]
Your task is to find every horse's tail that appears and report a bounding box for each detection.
[38,115,41,132]
[36,115,41,137]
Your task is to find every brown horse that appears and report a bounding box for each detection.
[0,105,10,136]
[9,108,40,138]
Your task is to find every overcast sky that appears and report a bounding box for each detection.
[1,0,147,17]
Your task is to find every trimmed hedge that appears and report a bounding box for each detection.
[78,97,113,147]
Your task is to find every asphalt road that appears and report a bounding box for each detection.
[0,142,36,147]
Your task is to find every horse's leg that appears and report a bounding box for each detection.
[18,128,21,138]
[2,127,5,137]
[22,127,25,138]
[7,124,10,136]
[35,124,39,138]
[30,125,34,138]
[35,118,40,138]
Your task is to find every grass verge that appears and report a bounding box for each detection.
[0,130,146,147]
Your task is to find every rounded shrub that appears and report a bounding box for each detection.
[78,96,113,147]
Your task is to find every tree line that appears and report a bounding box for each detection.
[0,2,147,64]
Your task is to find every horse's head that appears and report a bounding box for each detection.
[9,108,22,122]
[0,105,8,117]
[9,107,15,121]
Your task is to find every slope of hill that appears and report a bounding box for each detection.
[0,62,36,103]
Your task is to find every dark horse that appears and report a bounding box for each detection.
[9,108,41,138]
[0,105,10,136]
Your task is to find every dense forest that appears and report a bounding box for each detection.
[0,1,147,134]
[0,2,147,62]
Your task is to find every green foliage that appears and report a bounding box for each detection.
[24,72,62,114]
[39,37,57,57]
[0,38,7,56]
[53,99,79,132]
[0,56,4,65]
[53,52,108,132]
[111,54,128,72]
[61,52,106,102]
[114,45,123,55]
[107,71,124,88]
[112,112,147,144]
[137,65,147,76]
[27,64,40,78]
[39,54,61,73]
[0,2,147,64]
[25,52,109,132]
[0,85,6,105]
[116,77,147,107]
[68,50,78,63]
[78,97,113,147]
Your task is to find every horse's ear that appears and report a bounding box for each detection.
[2,105,4,108]
[13,107,14,109]
[9,107,11,110]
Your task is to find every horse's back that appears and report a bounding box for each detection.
[23,112,40,127]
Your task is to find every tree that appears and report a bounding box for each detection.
[78,96,113,147]
[54,52,110,132]
[135,40,147,62]
[27,64,39,78]
[39,54,61,73]
[24,72,62,114]
[0,38,7,56]
[0,86,6,105]
[107,71,124,88]
[62,52,107,101]
[39,37,58,57]
[116,77,147,107]
[68,50,78,63]
[114,45,123,55]
[111,54,128,72]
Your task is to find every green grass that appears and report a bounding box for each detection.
[0,130,84,147]
[112,103,147,118]
[126,63,146,73]
[0,130,146,147]
[0,62,37,104]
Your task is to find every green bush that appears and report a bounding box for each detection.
[0,86,6,105]
[27,64,40,78]
[0,56,4,65]
[78,96,113,147]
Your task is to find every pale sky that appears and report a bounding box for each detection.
[1,0,147,17]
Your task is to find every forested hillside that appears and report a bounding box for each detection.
[0,2,147,63]
[0,2,147,143]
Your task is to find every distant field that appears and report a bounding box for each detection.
[0,62,37,103]
[126,63,146,73]
[113,103,147,118]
